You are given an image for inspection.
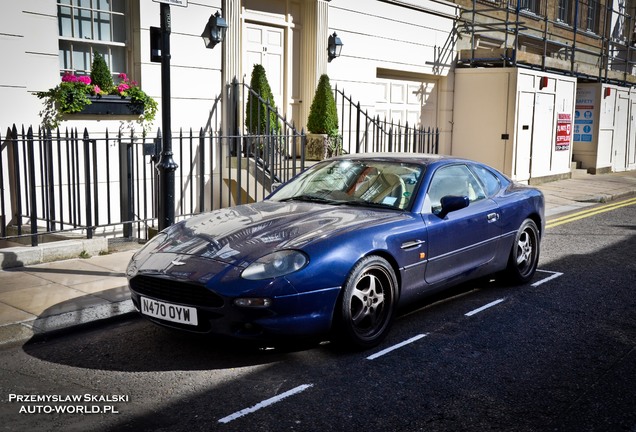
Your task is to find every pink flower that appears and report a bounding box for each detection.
[78,76,92,85]
[118,73,127,81]
[117,83,130,94]
[92,85,101,95]
[62,72,78,83]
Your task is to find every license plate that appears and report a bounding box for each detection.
[140,296,198,326]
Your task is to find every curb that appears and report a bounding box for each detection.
[0,238,109,270]
[0,299,136,346]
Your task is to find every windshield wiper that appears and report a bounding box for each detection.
[337,200,402,210]
[279,194,334,204]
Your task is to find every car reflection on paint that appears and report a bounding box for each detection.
[127,153,544,349]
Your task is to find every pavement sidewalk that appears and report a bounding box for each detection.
[1,170,635,346]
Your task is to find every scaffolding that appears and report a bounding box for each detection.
[456,0,636,85]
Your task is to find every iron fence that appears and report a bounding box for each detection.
[334,86,439,155]
[0,124,306,245]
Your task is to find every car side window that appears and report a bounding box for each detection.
[470,165,501,197]
[427,165,487,214]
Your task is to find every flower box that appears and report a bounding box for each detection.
[79,95,145,116]
[36,65,157,129]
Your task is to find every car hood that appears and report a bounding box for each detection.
[139,200,406,266]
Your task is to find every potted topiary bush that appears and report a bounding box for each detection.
[306,74,341,160]
[244,64,281,156]
[36,53,157,129]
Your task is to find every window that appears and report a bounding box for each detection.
[427,165,486,214]
[57,0,128,76]
[557,0,572,24]
[470,165,502,197]
[577,0,600,33]
[518,0,541,15]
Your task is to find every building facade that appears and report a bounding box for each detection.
[1,0,635,180]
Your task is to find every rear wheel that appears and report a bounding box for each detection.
[504,218,540,284]
[334,256,397,349]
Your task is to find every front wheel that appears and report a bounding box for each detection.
[334,256,398,349]
[504,218,540,284]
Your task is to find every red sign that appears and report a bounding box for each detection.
[556,113,571,151]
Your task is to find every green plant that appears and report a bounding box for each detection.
[36,78,94,128]
[307,74,341,157]
[245,64,281,135]
[90,53,114,92]
[36,60,157,129]
[79,250,91,259]
[307,74,339,135]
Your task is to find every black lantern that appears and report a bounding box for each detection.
[201,11,228,49]
[327,32,343,62]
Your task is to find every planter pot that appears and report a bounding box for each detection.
[80,95,144,116]
[63,95,144,121]
[306,133,329,161]
[305,133,343,160]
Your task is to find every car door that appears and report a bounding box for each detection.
[423,164,502,285]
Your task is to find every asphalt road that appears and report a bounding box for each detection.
[1,202,635,432]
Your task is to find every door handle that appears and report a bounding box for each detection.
[487,213,499,222]
[401,240,426,249]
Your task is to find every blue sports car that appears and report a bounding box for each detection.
[127,154,544,348]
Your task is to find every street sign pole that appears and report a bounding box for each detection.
[156,2,178,231]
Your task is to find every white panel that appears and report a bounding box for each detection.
[390,84,406,104]
[516,92,534,180]
[267,29,282,47]
[390,110,405,124]
[247,27,263,44]
[629,101,636,167]
[377,83,390,103]
[613,96,629,171]
[530,93,555,177]
[407,84,422,105]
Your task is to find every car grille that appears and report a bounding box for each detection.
[129,275,224,308]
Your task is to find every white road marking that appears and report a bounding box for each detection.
[218,384,314,424]
[366,334,428,360]
[531,269,564,287]
[465,298,505,317]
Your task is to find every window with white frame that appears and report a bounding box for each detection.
[57,0,128,77]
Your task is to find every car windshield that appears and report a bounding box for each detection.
[270,159,424,210]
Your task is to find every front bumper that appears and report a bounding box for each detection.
[129,280,341,340]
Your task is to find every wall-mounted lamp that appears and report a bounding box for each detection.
[328,32,343,62]
[201,11,228,49]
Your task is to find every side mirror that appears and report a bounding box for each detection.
[271,182,282,192]
[437,195,469,219]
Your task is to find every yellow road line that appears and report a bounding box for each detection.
[546,196,636,229]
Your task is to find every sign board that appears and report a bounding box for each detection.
[574,86,595,144]
[153,0,188,7]
[555,113,571,151]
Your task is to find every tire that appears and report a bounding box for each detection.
[334,256,398,349]
[504,218,540,284]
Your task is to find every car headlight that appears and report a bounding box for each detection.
[241,250,308,280]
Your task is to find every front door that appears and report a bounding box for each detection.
[244,23,284,113]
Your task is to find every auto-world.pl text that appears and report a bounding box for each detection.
[9,394,128,414]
